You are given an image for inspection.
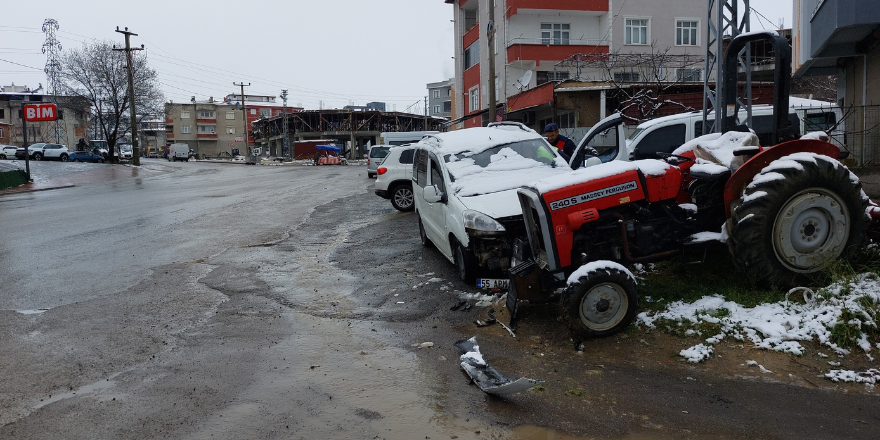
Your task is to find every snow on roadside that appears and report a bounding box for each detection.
[637,273,880,382]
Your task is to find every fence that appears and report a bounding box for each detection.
[842,105,880,167]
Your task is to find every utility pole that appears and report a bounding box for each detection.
[113,26,143,166]
[281,89,289,159]
[484,0,497,126]
[234,82,250,156]
[424,96,428,130]
[42,19,62,144]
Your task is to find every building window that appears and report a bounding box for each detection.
[433,90,440,98]
[614,71,641,82]
[538,71,570,84]
[433,105,441,114]
[469,85,480,112]
[250,109,256,115]
[625,18,649,45]
[259,109,270,118]
[0,109,5,118]
[447,89,451,97]
[181,110,191,119]
[198,125,216,134]
[443,101,451,113]
[198,110,215,118]
[181,125,191,134]
[676,68,702,82]
[541,23,570,45]
[226,126,235,134]
[226,111,235,120]
[676,20,699,46]
[0,128,4,138]
[464,42,480,70]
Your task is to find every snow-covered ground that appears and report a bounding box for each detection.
[637,272,880,387]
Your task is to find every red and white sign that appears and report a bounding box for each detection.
[23,104,58,122]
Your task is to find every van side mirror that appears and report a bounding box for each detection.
[423,185,445,203]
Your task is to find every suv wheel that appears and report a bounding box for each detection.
[33,152,42,161]
[60,153,69,162]
[0,154,5,159]
[390,184,415,212]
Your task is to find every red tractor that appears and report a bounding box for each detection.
[507,32,880,339]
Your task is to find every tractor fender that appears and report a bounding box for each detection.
[723,139,843,218]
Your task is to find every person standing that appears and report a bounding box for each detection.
[544,123,576,161]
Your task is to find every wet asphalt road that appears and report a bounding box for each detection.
[0,160,877,440]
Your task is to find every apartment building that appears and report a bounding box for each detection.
[164,94,302,157]
[427,78,454,119]
[445,0,707,128]
[0,84,91,147]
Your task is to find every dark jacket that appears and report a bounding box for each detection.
[548,134,577,161]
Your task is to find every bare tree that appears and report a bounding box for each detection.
[792,74,837,102]
[557,45,704,123]
[59,40,163,162]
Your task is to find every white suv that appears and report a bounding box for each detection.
[41,143,70,161]
[374,144,416,211]
[412,123,571,285]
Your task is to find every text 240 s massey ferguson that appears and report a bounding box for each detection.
[506,31,880,339]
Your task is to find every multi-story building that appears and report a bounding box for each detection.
[445,0,707,128]
[793,0,880,165]
[164,94,302,157]
[0,84,91,147]
[427,78,454,120]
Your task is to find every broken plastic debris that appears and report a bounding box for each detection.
[411,342,434,349]
[454,336,543,395]
[450,300,467,311]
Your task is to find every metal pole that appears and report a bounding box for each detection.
[485,0,497,126]
[234,82,250,155]
[281,89,289,159]
[22,105,30,181]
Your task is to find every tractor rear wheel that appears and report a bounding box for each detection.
[727,153,867,287]
[562,262,639,339]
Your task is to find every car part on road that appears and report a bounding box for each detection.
[454,336,543,395]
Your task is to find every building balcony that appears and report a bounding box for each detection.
[196,118,216,124]
[166,133,174,139]
[506,0,608,18]
[463,21,479,48]
[507,39,609,67]
[197,133,217,139]
[165,118,173,123]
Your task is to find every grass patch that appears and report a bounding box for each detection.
[565,388,586,397]
[637,244,779,311]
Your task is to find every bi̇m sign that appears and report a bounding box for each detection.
[23,104,58,122]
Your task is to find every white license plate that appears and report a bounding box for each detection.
[477,278,509,289]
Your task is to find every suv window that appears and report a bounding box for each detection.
[399,149,415,164]
[632,124,686,159]
[370,147,390,158]
[429,157,446,194]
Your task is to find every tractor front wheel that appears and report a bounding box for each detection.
[727,153,867,287]
[562,262,639,339]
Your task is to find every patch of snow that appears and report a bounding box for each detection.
[688,231,724,244]
[690,162,730,176]
[637,273,880,359]
[737,213,755,225]
[741,190,767,203]
[679,203,697,214]
[567,260,635,286]
[825,369,880,385]
[801,131,829,141]
[672,132,723,156]
[680,344,713,363]
[746,171,785,189]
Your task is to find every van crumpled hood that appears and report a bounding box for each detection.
[458,189,523,219]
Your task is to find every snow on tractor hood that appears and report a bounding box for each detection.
[527,160,674,194]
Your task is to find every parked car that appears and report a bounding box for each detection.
[15,143,48,160]
[412,122,572,286]
[119,143,133,159]
[0,145,17,159]
[367,145,391,178]
[69,150,106,163]
[40,143,70,161]
[374,144,416,211]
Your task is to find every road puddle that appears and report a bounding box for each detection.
[33,372,122,410]
[15,308,50,315]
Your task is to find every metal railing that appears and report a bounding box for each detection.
[507,37,606,47]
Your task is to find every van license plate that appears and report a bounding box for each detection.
[477,279,509,289]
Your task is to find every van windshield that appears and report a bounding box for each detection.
[627,128,645,143]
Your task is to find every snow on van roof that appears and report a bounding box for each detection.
[420,127,544,156]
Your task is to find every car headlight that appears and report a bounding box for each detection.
[463,210,506,233]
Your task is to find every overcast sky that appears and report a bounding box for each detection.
[1,1,793,112]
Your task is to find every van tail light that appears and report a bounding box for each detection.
[377,167,388,176]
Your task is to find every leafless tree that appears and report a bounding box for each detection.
[792,74,837,102]
[59,40,163,162]
[557,44,704,123]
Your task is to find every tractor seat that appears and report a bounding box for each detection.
[692,131,760,173]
